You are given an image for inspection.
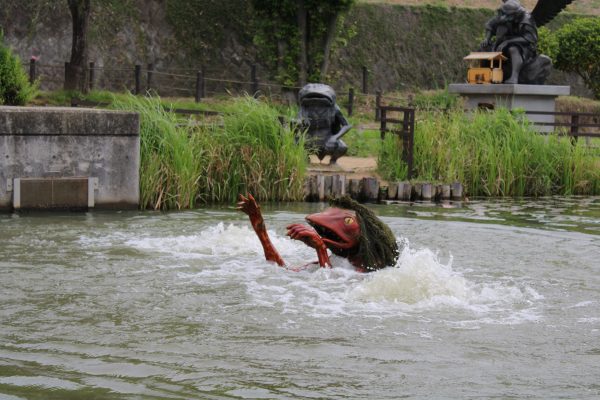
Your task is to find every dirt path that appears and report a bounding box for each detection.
[308,155,384,181]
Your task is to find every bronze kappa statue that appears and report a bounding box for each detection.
[479,0,573,84]
[296,83,351,165]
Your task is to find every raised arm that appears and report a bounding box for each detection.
[237,193,285,266]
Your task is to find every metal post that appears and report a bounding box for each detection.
[347,87,354,116]
[29,59,36,84]
[134,65,141,95]
[88,62,95,92]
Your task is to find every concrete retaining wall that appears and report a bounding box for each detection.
[0,106,140,210]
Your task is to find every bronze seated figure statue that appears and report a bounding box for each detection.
[479,0,573,84]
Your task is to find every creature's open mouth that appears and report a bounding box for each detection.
[308,221,345,246]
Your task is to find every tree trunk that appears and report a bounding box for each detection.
[297,0,309,87]
[65,0,91,92]
[320,12,339,79]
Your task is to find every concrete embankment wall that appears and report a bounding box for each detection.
[0,106,140,211]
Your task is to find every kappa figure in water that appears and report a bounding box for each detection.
[479,0,573,84]
[238,194,399,272]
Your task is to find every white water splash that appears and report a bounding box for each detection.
[119,223,542,323]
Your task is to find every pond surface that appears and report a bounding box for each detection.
[1,198,599,399]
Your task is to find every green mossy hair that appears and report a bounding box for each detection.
[329,195,399,271]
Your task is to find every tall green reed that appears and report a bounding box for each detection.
[111,94,205,210]
[112,94,308,209]
[197,96,308,203]
[379,108,600,196]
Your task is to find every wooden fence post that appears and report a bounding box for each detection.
[88,62,95,92]
[251,64,259,97]
[379,107,387,139]
[570,114,579,144]
[375,91,382,122]
[64,62,69,90]
[134,65,141,95]
[347,87,354,116]
[147,63,154,92]
[362,66,368,94]
[195,71,202,102]
[29,59,36,84]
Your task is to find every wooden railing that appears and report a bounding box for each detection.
[379,106,416,179]
[524,110,600,140]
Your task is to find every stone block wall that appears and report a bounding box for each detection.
[0,106,140,210]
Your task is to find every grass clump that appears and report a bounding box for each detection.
[111,93,308,209]
[378,108,600,196]
[111,94,204,210]
[197,96,308,203]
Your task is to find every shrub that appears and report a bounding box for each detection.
[542,18,600,99]
[0,31,38,105]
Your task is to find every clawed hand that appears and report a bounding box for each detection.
[237,193,260,218]
[286,223,325,249]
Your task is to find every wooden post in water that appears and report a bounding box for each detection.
[317,175,326,201]
[349,179,361,200]
[440,184,451,200]
[387,182,399,200]
[324,175,333,200]
[451,182,463,200]
[332,175,346,197]
[421,183,433,201]
[361,177,379,202]
[413,183,422,201]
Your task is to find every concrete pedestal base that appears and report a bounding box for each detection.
[448,84,570,132]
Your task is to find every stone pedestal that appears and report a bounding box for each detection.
[448,84,570,132]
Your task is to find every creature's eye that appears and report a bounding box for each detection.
[344,217,355,225]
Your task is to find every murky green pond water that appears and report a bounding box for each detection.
[1,198,599,399]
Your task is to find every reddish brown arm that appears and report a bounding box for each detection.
[286,223,331,268]
[237,194,285,266]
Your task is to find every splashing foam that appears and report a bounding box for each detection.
[349,241,538,317]
[351,247,470,305]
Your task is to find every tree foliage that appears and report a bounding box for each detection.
[541,17,600,99]
[0,31,38,105]
[251,0,355,86]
